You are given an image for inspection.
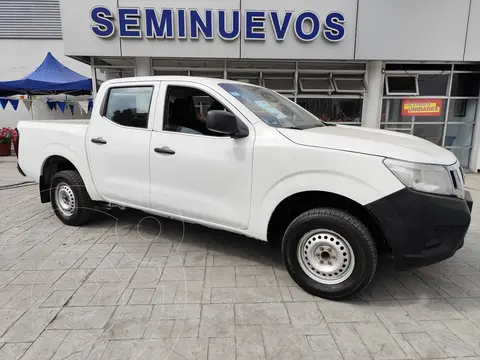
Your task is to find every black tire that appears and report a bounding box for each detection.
[282,208,377,300]
[50,170,94,226]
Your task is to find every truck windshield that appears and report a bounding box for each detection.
[219,83,325,129]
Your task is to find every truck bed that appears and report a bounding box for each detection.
[16,120,90,182]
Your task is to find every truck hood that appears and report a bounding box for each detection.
[277,125,458,165]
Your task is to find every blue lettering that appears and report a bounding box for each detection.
[190,9,214,39]
[90,6,115,38]
[245,11,266,40]
[218,9,240,40]
[145,8,174,38]
[294,11,320,42]
[324,12,345,42]
[269,11,293,41]
[118,8,141,38]
[178,9,186,39]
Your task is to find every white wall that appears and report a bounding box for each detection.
[0,39,91,128]
[356,0,471,61]
[60,0,480,61]
[465,0,480,61]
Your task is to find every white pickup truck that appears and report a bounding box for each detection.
[16,76,473,300]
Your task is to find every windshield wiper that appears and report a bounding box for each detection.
[284,126,304,130]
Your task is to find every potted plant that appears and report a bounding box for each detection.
[0,128,17,156]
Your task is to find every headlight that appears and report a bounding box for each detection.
[383,158,463,198]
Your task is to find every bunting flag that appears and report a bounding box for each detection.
[8,99,19,111]
[22,99,32,112]
[57,101,66,113]
[79,101,89,115]
[0,98,94,114]
[46,100,57,111]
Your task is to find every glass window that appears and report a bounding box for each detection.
[95,68,134,92]
[153,70,188,76]
[412,100,447,123]
[298,77,333,92]
[164,86,230,136]
[104,87,154,129]
[298,62,365,71]
[448,99,477,122]
[418,74,449,96]
[413,124,444,146]
[444,124,474,147]
[381,99,413,123]
[447,147,470,167]
[386,64,451,72]
[296,98,362,123]
[380,125,412,134]
[227,72,260,85]
[333,76,367,93]
[193,96,220,119]
[386,76,419,95]
[451,73,480,97]
[190,71,224,78]
[263,76,296,93]
[219,83,325,129]
[381,123,412,130]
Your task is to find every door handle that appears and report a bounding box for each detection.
[91,137,107,145]
[154,147,175,155]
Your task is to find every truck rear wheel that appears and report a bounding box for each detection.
[50,170,93,226]
[282,208,377,300]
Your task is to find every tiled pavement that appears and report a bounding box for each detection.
[1,157,480,359]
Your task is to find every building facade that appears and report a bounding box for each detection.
[3,0,480,172]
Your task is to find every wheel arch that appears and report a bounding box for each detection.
[40,155,100,203]
[266,191,392,253]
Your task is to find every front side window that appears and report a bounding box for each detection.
[104,86,154,129]
[163,86,230,137]
[219,83,325,129]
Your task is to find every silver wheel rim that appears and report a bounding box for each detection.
[297,229,355,285]
[55,182,76,217]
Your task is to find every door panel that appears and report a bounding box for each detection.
[149,81,254,229]
[87,119,152,206]
[86,83,158,207]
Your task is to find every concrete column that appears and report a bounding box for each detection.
[90,56,97,97]
[135,57,151,77]
[470,86,480,172]
[362,61,384,128]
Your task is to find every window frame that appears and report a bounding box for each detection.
[101,85,156,130]
[298,76,334,93]
[385,74,419,96]
[262,76,297,93]
[161,83,244,138]
[333,76,368,93]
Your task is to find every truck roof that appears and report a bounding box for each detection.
[102,76,250,88]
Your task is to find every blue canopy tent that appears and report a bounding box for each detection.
[0,52,92,96]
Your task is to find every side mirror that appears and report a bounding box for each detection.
[206,110,249,138]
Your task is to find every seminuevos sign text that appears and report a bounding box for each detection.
[90,7,346,42]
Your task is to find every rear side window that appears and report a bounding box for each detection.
[103,87,154,129]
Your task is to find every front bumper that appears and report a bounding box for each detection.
[366,188,473,270]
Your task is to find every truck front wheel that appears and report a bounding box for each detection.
[282,208,377,300]
[50,170,94,226]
